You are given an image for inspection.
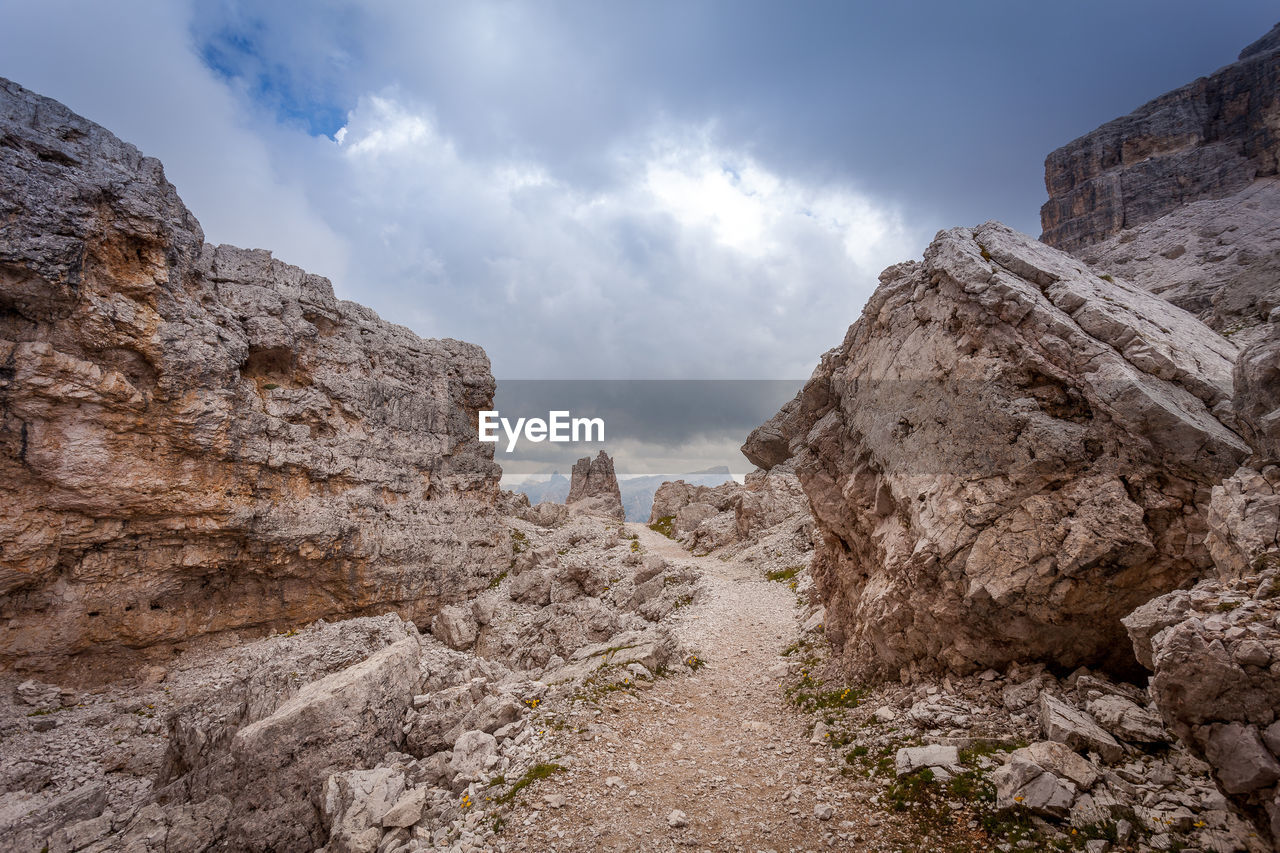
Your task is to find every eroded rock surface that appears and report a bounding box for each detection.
[565,450,624,521]
[1126,569,1280,847]
[649,465,811,556]
[0,77,505,670]
[746,221,1248,681]
[1040,24,1280,252]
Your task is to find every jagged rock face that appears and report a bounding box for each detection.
[649,466,811,555]
[745,221,1249,682]
[1125,570,1280,847]
[1077,179,1280,346]
[1040,23,1280,253]
[565,450,624,520]
[0,78,505,670]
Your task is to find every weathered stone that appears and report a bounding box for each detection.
[0,782,107,853]
[992,755,1077,818]
[894,744,959,777]
[1040,24,1280,253]
[179,638,422,850]
[380,787,428,829]
[745,222,1245,680]
[1013,741,1100,790]
[1039,693,1123,762]
[508,568,553,607]
[1126,573,1280,846]
[566,451,624,520]
[1205,723,1280,794]
[431,605,478,651]
[1086,694,1167,744]
[448,730,498,783]
[0,77,505,670]
[321,767,406,853]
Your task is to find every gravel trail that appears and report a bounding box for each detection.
[499,523,907,852]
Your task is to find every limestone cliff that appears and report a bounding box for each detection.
[1040,23,1280,254]
[0,77,505,670]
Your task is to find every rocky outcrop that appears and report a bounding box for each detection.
[565,450,624,520]
[745,221,1249,681]
[1076,179,1280,345]
[649,466,811,556]
[0,78,505,670]
[1125,570,1280,847]
[1040,23,1280,253]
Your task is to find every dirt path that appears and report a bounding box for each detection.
[498,523,899,852]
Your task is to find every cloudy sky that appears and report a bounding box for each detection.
[1,1,1275,381]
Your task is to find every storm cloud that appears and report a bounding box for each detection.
[1,1,1274,382]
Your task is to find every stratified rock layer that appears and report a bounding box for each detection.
[0,77,505,669]
[1040,24,1280,253]
[746,221,1248,681]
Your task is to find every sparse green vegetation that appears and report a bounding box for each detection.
[1099,273,1114,283]
[487,570,508,590]
[493,762,564,805]
[648,515,676,538]
[510,528,528,555]
[765,565,801,583]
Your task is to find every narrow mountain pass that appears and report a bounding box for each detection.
[498,523,912,852]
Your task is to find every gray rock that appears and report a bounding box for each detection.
[431,606,478,651]
[1039,693,1123,763]
[894,745,960,777]
[380,787,428,829]
[322,767,406,852]
[1205,723,1280,794]
[448,730,498,783]
[992,755,1077,818]
[214,638,420,850]
[1086,695,1167,744]
[1013,741,1099,790]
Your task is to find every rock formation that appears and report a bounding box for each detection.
[1075,179,1280,346]
[745,221,1248,681]
[1125,566,1280,847]
[565,450,624,520]
[0,77,506,671]
[1040,23,1280,253]
[649,465,811,556]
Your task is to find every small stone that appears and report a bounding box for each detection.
[814,803,834,821]
[604,776,624,788]
[668,809,688,828]
[894,745,959,777]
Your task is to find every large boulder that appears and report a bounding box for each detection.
[0,77,505,670]
[162,637,422,851]
[745,222,1248,681]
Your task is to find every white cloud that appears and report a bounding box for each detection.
[0,0,350,283]
[0,4,927,380]
[313,93,923,377]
